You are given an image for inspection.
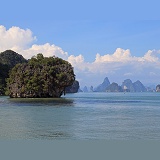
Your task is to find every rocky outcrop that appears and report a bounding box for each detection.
[94,77,110,92]
[121,79,147,92]
[93,77,147,92]
[156,85,160,92]
[78,88,83,92]
[133,80,147,92]
[121,79,135,92]
[106,82,123,92]
[66,80,79,93]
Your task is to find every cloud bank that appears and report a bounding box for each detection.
[0,25,36,51]
[0,25,68,59]
[67,48,160,87]
[0,25,160,87]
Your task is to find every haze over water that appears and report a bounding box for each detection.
[0,92,160,140]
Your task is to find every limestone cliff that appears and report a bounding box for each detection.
[66,80,79,93]
[94,77,110,92]
[106,82,123,92]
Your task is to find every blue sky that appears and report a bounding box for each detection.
[1,0,160,88]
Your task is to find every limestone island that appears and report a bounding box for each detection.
[6,53,75,98]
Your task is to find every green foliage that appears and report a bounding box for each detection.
[0,50,27,95]
[7,54,75,98]
[0,50,27,68]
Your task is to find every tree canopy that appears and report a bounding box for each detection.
[7,53,75,98]
[0,50,27,95]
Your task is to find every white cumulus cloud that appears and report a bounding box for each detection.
[20,43,68,59]
[68,54,84,65]
[0,25,36,51]
[95,48,132,63]
[0,25,68,59]
[142,50,160,62]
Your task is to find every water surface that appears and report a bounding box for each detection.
[0,92,160,140]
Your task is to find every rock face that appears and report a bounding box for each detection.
[65,80,79,93]
[94,77,110,92]
[93,77,147,92]
[133,80,147,92]
[106,82,123,92]
[0,63,9,95]
[156,85,160,92]
[121,79,135,92]
[121,79,147,92]
[78,88,83,92]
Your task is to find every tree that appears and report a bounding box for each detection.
[0,50,27,95]
[7,54,75,98]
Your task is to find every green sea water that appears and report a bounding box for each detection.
[0,92,160,140]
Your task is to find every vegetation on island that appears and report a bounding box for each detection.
[0,50,27,68]
[0,50,27,95]
[6,53,75,98]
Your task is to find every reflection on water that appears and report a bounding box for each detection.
[8,97,74,107]
[37,131,71,139]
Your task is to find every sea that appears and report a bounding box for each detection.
[0,92,160,140]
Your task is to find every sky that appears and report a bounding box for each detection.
[0,0,160,88]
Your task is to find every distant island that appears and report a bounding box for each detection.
[65,80,80,93]
[0,50,79,97]
[81,77,158,93]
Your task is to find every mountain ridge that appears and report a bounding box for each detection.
[81,77,154,92]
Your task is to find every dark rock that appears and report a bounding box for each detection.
[78,88,83,92]
[156,85,160,92]
[66,80,79,93]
